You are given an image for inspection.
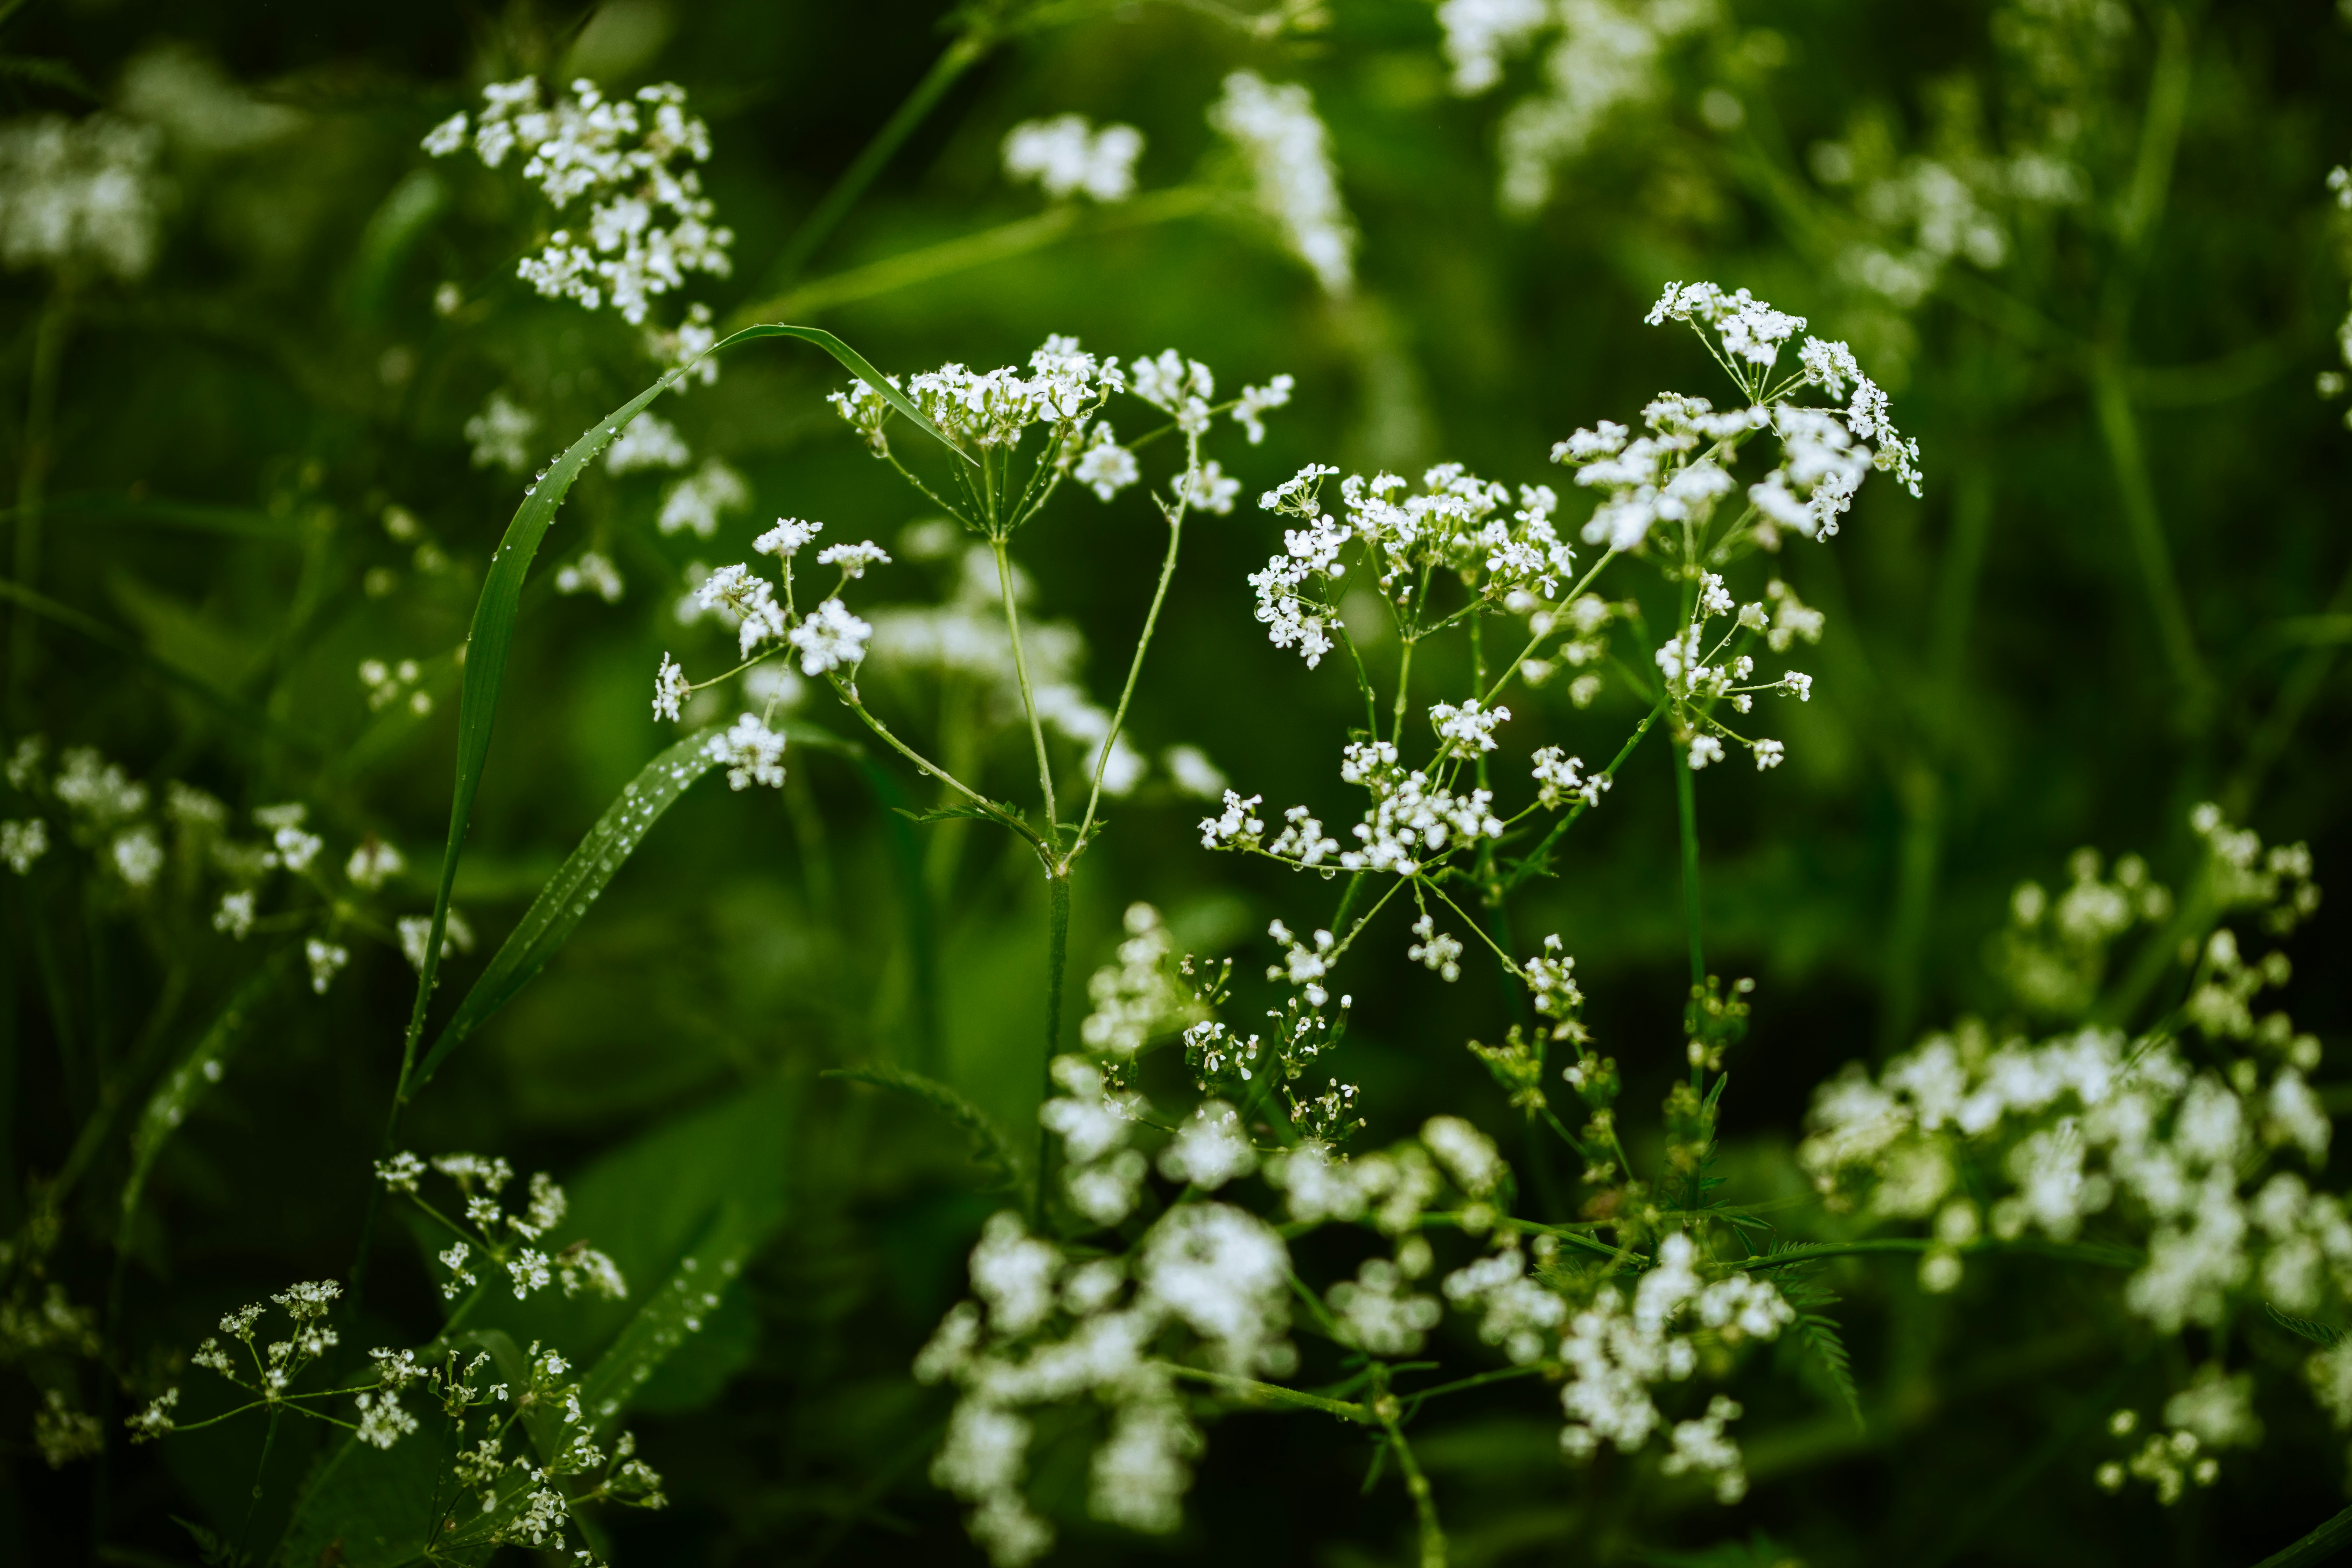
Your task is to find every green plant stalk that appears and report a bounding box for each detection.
[7,287,69,722]
[1674,749,1704,991]
[2090,354,2208,710]
[1035,871,1071,1228]
[2251,1502,2352,1568]
[760,31,991,290]
[1371,1373,1448,1568]
[1069,439,1194,862]
[1882,464,1994,1052]
[740,186,1216,327]
[992,537,1060,844]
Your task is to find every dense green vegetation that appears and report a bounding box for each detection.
[1,2,2347,1564]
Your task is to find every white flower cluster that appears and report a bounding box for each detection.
[1202,737,1503,880]
[1812,140,2086,312]
[1248,462,1576,670]
[1079,903,1209,1057]
[1799,813,2336,1493]
[1209,71,1356,295]
[1553,1233,1792,1502]
[1002,114,1143,203]
[915,1202,1295,1565]
[1,739,417,997]
[1433,0,1717,214]
[374,1151,627,1303]
[425,77,734,326]
[0,113,162,281]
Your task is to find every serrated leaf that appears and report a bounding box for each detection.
[893,800,1019,825]
[823,1063,1028,1194]
[2268,1301,2344,1349]
[409,725,721,1093]
[1794,1311,1864,1431]
[398,322,970,1098]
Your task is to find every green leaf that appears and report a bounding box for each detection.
[408,725,723,1095]
[892,800,1019,825]
[1793,1311,1865,1431]
[2268,1301,2344,1349]
[119,950,295,1235]
[823,1063,1029,1195]
[274,1415,481,1568]
[571,1201,767,1440]
[397,322,971,1101]
[170,1514,253,1567]
[449,1076,796,1383]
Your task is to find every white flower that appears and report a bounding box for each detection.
[1002,114,1144,203]
[0,113,162,281]
[431,79,734,326]
[346,839,405,890]
[1,818,49,874]
[694,563,787,656]
[704,713,786,791]
[659,457,750,538]
[652,653,689,721]
[1210,72,1356,295]
[1174,459,1241,515]
[1430,697,1511,755]
[554,551,625,603]
[354,1389,418,1449]
[1162,745,1227,799]
[304,938,349,995]
[1531,747,1608,809]
[1422,1115,1504,1195]
[110,827,163,888]
[212,889,256,939]
[398,910,475,972]
[816,540,892,580]
[1232,375,1294,444]
[1687,734,1724,770]
[789,597,873,676]
[464,391,537,473]
[755,517,822,558]
[1139,1202,1293,1375]
[605,410,692,474]
[1753,738,1785,770]
[1158,1101,1256,1190]
[1070,423,1141,502]
[1408,913,1464,982]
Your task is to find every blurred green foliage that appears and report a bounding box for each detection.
[1,0,2348,1563]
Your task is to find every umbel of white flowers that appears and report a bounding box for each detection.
[425,77,734,327]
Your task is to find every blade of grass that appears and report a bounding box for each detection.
[405,724,720,1098]
[391,321,972,1115]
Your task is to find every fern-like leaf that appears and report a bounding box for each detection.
[1795,1311,1865,1431]
[824,1064,1028,1196]
[2268,1301,2345,1349]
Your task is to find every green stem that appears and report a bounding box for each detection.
[1674,747,1704,989]
[2090,352,2208,714]
[1034,871,1070,1228]
[993,539,1060,842]
[2250,1503,2352,1568]
[1159,1362,1370,1422]
[761,32,990,290]
[1070,454,1190,863]
[1370,1370,1448,1568]
[740,187,1216,326]
[1500,698,1666,895]
[8,287,69,722]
